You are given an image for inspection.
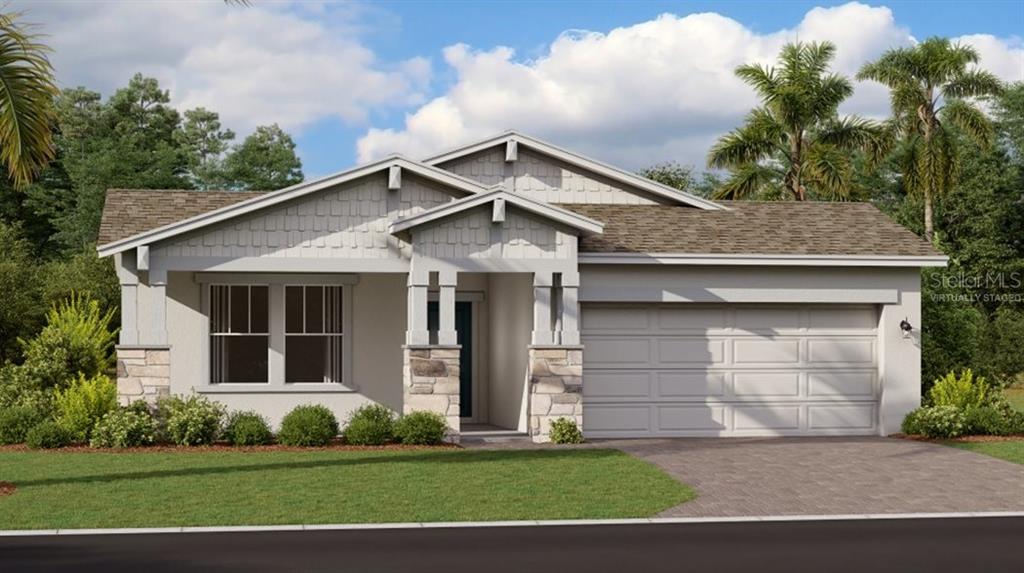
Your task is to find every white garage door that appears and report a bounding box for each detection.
[582,304,879,437]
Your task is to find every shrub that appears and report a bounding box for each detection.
[344,404,395,446]
[928,369,989,409]
[223,411,273,446]
[393,411,447,445]
[549,417,584,444]
[163,395,225,446]
[964,406,1013,436]
[0,404,46,444]
[90,409,156,448]
[53,373,117,442]
[901,406,966,439]
[0,363,54,417]
[277,404,339,447]
[25,421,71,449]
[18,294,117,389]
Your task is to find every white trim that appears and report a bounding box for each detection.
[195,273,359,285]
[423,130,726,211]
[4,512,1021,537]
[578,253,949,267]
[389,187,604,237]
[97,156,491,257]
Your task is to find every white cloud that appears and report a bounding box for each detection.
[16,1,429,135]
[357,2,1023,169]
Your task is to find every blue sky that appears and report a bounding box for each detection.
[17,1,1024,178]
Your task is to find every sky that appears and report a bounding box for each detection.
[15,0,1024,178]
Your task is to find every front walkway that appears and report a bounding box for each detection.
[607,437,1024,517]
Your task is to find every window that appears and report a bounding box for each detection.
[210,285,269,383]
[285,285,344,384]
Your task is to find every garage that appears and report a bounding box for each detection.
[582,304,880,437]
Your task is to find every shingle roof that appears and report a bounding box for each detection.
[98,189,266,246]
[98,189,938,258]
[560,201,940,257]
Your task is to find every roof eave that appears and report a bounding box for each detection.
[577,252,949,267]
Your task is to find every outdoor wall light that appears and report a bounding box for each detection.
[899,318,913,338]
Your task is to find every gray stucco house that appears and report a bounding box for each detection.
[97,131,945,442]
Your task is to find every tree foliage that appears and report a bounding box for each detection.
[222,123,303,190]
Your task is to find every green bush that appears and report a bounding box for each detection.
[163,395,225,446]
[90,409,156,448]
[223,411,273,446]
[277,404,339,447]
[0,404,46,444]
[964,406,1013,436]
[0,363,54,416]
[53,372,117,442]
[18,294,117,389]
[25,420,71,449]
[549,417,584,444]
[901,406,966,439]
[393,411,447,445]
[928,369,989,409]
[343,404,395,445]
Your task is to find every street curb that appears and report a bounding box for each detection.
[2,511,1023,537]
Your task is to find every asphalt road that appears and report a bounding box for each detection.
[2,517,1022,572]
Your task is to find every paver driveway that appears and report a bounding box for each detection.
[607,437,1024,517]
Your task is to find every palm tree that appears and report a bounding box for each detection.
[708,42,884,201]
[0,11,57,188]
[858,37,1003,242]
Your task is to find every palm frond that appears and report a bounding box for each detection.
[803,144,851,199]
[818,116,892,162]
[711,163,780,200]
[941,99,994,147]
[943,69,1003,99]
[707,107,784,168]
[735,63,776,100]
[0,11,58,187]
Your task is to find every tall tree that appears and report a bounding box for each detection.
[223,124,303,190]
[0,12,58,187]
[175,107,234,189]
[708,41,884,200]
[858,37,1003,242]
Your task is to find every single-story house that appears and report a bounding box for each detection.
[97,131,946,442]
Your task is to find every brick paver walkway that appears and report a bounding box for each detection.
[606,437,1024,517]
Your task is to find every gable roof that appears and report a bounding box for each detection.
[389,187,604,238]
[561,201,945,262]
[422,130,726,211]
[96,156,490,257]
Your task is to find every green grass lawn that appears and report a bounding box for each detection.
[1004,387,1024,412]
[0,448,693,530]
[947,441,1024,465]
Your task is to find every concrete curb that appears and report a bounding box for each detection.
[2,511,1023,537]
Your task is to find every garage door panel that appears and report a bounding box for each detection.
[808,405,876,430]
[657,405,726,431]
[807,339,874,364]
[733,372,801,397]
[584,338,650,366]
[586,372,652,398]
[657,372,726,397]
[582,304,879,437]
[734,405,801,430]
[733,339,800,364]
[808,371,875,397]
[657,339,725,364]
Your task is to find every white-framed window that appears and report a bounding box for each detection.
[285,285,344,384]
[209,284,269,384]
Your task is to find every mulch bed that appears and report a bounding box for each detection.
[0,481,15,496]
[0,440,461,454]
[894,433,1024,443]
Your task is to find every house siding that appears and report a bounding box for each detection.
[438,147,666,205]
[411,206,575,260]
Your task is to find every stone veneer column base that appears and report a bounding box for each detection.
[116,345,171,406]
[528,346,583,443]
[403,345,461,442]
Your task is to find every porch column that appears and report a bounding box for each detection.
[437,270,458,346]
[406,269,429,345]
[532,271,554,345]
[115,252,139,345]
[559,271,580,345]
[115,261,170,407]
[143,268,168,345]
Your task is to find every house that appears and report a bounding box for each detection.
[97,131,946,442]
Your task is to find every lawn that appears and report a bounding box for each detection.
[947,441,1024,465]
[1005,387,1024,412]
[0,448,693,530]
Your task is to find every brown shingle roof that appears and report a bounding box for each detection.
[98,189,266,246]
[561,201,940,257]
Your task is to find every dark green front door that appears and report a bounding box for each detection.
[427,301,472,418]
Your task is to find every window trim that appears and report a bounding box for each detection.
[209,284,271,385]
[196,274,356,394]
[284,284,346,385]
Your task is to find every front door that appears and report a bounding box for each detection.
[428,301,473,419]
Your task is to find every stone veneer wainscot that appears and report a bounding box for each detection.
[115,345,171,406]
[402,345,461,441]
[528,346,583,443]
